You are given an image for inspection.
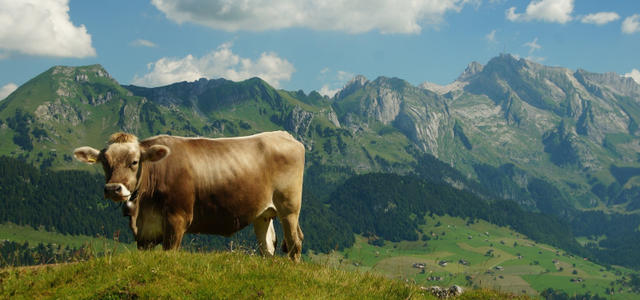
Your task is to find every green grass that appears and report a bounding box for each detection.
[310,215,638,299]
[0,130,17,154]
[277,90,323,112]
[575,235,606,248]
[0,225,529,299]
[361,129,414,164]
[522,273,612,297]
[0,250,528,299]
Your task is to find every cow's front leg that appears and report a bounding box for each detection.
[162,211,187,250]
[137,239,159,250]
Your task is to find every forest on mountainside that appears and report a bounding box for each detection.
[0,156,130,241]
[0,156,355,255]
[0,241,92,267]
[2,155,640,268]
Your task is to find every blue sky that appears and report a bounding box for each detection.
[0,0,639,100]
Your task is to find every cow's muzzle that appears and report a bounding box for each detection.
[104,183,132,202]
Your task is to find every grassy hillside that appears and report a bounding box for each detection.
[0,223,132,253]
[309,215,638,299]
[0,250,526,299]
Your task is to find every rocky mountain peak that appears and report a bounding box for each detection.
[335,75,369,100]
[457,61,484,82]
[371,76,412,89]
[575,69,640,96]
[420,61,484,95]
[349,75,368,87]
[482,53,526,74]
[50,64,111,80]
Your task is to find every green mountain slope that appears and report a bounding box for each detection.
[448,55,640,211]
[326,55,640,213]
[0,66,415,176]
[1,56,640,258]
[0,65,143,152]
[3,57,638,215]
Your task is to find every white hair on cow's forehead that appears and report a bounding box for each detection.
[106,142,141,158]
[108,132,138,144]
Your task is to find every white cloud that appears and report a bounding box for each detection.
[625,69,640,84]
[524,37,541,54]
[485,29,497,42]
[151,0,473,34]
[580,12,620,25]
[0,0,95,58]
[132,42,295,88]
[316,68,354,98]
[318,84,341,98]
[337,70,355,82]
[622,14,640,34]
[506,0,573,24]
[130,39,157,48]
[0,83,18,100]
[506,7,520,21]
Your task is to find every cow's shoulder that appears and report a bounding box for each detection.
[140,134,178,147]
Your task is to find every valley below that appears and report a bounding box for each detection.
[310,215,638,298]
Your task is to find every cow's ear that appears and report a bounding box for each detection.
[142,145,170,162]
[73,147,101,164]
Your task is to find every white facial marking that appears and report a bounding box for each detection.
[109,142,139,153]
[118,183,132,198]
[104,183,132,202]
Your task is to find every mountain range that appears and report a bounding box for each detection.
[1,53,640,215]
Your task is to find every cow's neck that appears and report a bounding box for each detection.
[124,161,152,237]
[129,161,167,241]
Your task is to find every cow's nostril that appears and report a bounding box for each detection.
[104,184,120,193]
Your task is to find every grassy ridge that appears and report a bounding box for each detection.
[0,223,133,253]
[0,223,91,248]
[0,250,528,299]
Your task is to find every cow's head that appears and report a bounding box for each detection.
[73,132,170,202]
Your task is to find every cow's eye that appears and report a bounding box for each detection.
[131,161,138,167]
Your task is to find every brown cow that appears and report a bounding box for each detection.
[73,131,305,261]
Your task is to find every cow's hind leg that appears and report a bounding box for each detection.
[281,223,304,253]
[273,190,303,262]
[253,208,277,256]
